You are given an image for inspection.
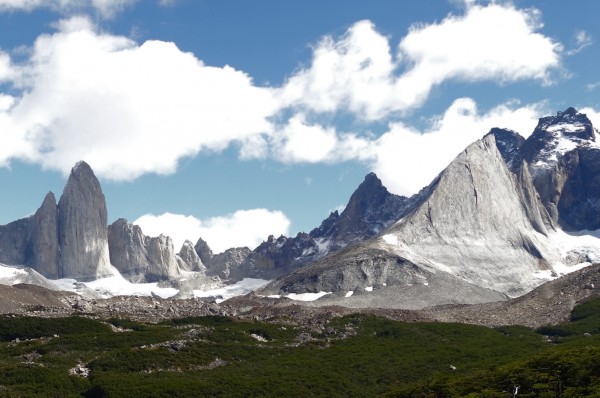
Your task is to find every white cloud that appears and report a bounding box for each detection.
[279,20,397,120]
[272,115,339,163]
[397,4,561,87]
[0,0,137,17]
[0,17,277,179]
[567,30,593,56]
[580,107,600,132]
[586,82,600,92]
[371,98,545,196]
[133,210,291,254]
[279,3,562,119]
[0,51,12,82]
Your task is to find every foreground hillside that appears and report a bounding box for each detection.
[0,298,599,397]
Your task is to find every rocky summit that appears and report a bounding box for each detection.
[57,161,113,280]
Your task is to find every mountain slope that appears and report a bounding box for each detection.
[261,109,600,307]
[231,173,415,281]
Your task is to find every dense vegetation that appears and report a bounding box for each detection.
[0,299,598,397]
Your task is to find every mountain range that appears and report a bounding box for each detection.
[1,107,600,310]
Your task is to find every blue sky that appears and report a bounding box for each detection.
[0,0,598,253]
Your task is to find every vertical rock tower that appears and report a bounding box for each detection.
[27,192,59,278]
[57,161,112,280]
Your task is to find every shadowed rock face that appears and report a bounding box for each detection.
[27,192,59,279]
[231,173,414,282]
[0,218,31,266]
[490,128,526,172]
[57,161,112,280]
[521,108,600,230]
[194,237,213,265]
[206,247,251,280]
[310,173,412,251]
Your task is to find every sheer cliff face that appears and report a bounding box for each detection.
[57,161,113,281]
[380,134,558,296]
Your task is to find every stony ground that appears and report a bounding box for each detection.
[1,264,598,328]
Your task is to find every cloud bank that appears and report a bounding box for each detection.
[0,3,564,193]
[0,1,591,250]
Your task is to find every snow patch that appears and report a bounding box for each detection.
[555,137,578,153]
[549,229,600,274]
[314,238,331,254]
[345,291,354,298]
[285,291,331,301]
[382,234,398,246]
[0,264,28,280]
[52,271,179,299]
[193,278,270,303]
[546,122,585,133]
[365,286,373,292]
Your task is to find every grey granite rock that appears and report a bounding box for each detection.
[0,218,31,266]
[26,192,59,278]
[57,161,112,280]
[194,237,213,265]
[177,240,205,272]
[108,218,182,282]
[262,133,562,304]
[207,247,251,280]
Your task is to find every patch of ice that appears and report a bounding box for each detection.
[345,291,354,298]
[267,295,281,299]
[314,238,331,254]
[550,229,600,266]
[285,291,331,301]
[301,247,317,257]
[382,234,398,246]
[0,264,28,280]
[193,278,270,303]
[365,286,373,292]
[53,271,179,299]
[547,122,584,133]
[554,137,578,154]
